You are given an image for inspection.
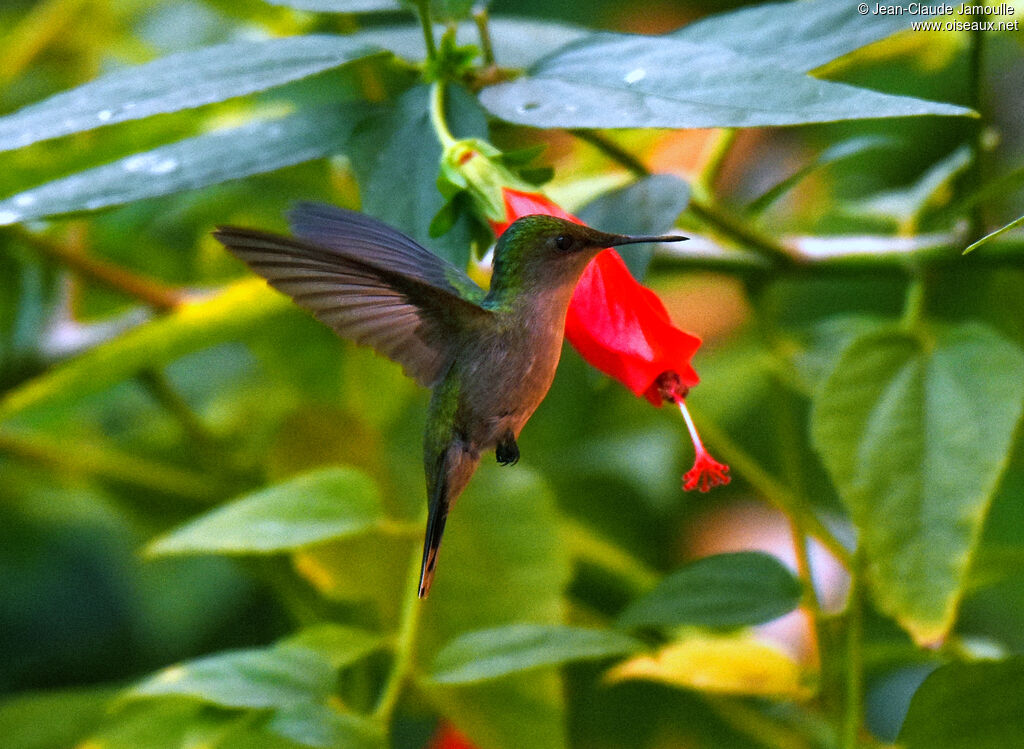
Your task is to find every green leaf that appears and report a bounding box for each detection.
[899,657,1024,748]
[964,214,1024,255]
[673,0,924,73]
[149,467,383,555]
[0,35,383,153]
[336,19,588,69]
[577,174,689,278]
[0,280,291,422]
[0,107,366,225]
[348,84,488,267]
[269,703,386,749]
[283,623,384,668]
[418,466,573,749]
[0,687,116,749]
[431,624,642,684]
[263,0,402,11]
[130,645,335,709]
[618,552,803,630]
[479,33,973,130]
[811,323,1024,645]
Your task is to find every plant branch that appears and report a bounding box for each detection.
[373,544,425,723]
[414,0,437,61]
[569,129,794,265]
[686,405,853,569]
[559,515,659,592]
[0,428,224,503]
[10,225,185,312]
[967,27,986,243]
[473,5,495,67]
[842,555,865,749]
[696,128,738,196]
[429,81,457,149]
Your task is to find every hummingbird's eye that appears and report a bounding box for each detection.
[555,234,573,251]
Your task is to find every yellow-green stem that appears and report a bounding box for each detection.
[11,225,185,312]
[686,406,852,570]
[842,556,865,749]
[429,81,457,149]
[415,0,437,60]
[373,544,425,723]
[473,7,495,66]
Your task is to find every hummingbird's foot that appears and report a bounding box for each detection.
[496,433,519,466]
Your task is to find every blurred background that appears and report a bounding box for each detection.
[1,1,1023,747]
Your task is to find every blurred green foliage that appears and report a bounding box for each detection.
[1,1,1023,748]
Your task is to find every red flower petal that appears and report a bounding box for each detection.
[489,188,580,237]
[566,249,700,406]
[428,725,477,749]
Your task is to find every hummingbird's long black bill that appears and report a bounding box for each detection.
[607,233,688,246]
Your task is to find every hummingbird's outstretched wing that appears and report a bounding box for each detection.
[213,208,489,387]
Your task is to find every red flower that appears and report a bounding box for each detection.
[428,724,477,749]
[491,187,729,493]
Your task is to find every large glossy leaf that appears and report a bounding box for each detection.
[811,323,1024,645]
[149,467,383,555]
[130,645,335,709]
[0,279,290,422]
[0,35,383,153]
[479,33,973,130]
[899,657,1024,748]
[673,0,922,73]
[430,624,641,684]
[619,552,803,630]
[0,107,366,225]
[355,19,589,68]
[347,84,488,267]
[577,174,689,278]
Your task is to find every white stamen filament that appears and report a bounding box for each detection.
[677,399,704,453]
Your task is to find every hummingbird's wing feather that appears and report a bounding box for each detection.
[287,202,487,304]
[213,226,490,387]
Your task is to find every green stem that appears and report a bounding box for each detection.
[373,544,425,723]
[473,6,495,66]
[687,197,794,266]
[571,129,650,178]
[842,557,864,749]
[414,0,437,61]
[967,27,985,243]
[696,128,737,196]
[560,515,659,592]
[10,225,184,312]
[900,274,926,330]
[138,368,220,453]
[569,129,793,265]
[0,428,223,503]
[429,81,457,149]
[686,406,852,570]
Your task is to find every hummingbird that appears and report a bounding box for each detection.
[214,202,686,598]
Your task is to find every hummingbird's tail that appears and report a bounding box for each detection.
[418,489,449,599]
[418,443,480,598]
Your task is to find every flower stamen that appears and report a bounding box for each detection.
[677,399,731,493]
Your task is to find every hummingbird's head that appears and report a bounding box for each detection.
[491,215,687,294]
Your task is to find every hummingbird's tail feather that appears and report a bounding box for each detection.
[418,496,449,599]
[419,449,451,599]
[418,442,481,598]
